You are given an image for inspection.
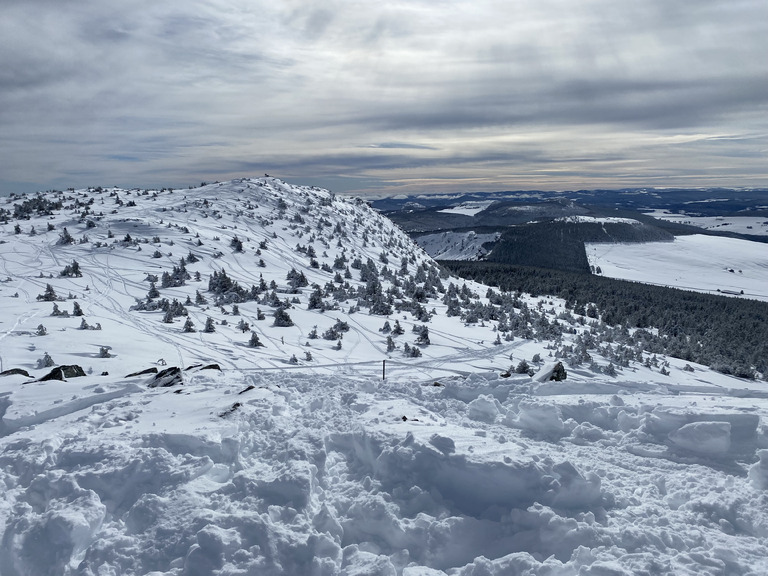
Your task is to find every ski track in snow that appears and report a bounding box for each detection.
[1,180,767,576]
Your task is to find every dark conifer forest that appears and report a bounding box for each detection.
[442,260,768,379]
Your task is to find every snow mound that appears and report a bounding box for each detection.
[507,399,565,438]
[668,421,731,455]
[749,450,768,490]
[467,395,501,422]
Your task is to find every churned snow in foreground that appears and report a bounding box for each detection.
[3,367,768,576]
[586,234,768,302]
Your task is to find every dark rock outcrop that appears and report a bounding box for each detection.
[550,362,567,382]
[39,365,87,381]
[125,367,159,378]
[0,368,32,378]
[148,366,183,388]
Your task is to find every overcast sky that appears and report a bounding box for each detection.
[2,0,767,197]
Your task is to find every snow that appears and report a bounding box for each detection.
[556,216,641,225]
[437,202,495,217]
[586,234,768,301]
[645,210,768,237]
[1,178,767,575]
[415,231,499,261]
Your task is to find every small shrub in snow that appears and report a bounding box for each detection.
[37,284,58,302]
[51,303,69,317]
[60,260,82,277]
[248,331,264,347]
[273,307,294,327]
[37,352,55,369]
[514,359,531,375]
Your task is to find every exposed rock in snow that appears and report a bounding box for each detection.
[0,368,32,378]
[533,361,567,382]
[148,366,183,388]
[38,365,86,382]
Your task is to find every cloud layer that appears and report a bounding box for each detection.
[2,0,766,195]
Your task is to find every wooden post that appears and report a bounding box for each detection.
[382,359,386,380]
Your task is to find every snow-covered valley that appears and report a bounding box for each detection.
[1,179,768,575]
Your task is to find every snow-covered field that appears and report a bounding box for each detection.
[556,216,641,225]
[586,235,768,302]
[416,231,499,261]
[437,201,496,217]
[645,210,768,236]
[1,180,768,575]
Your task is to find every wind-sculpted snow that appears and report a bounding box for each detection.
[1,370,768,575]
[1,178,767,574]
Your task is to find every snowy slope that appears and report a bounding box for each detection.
[415,231,500,261]
[1,179,768,576]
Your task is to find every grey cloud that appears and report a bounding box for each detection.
[1,0,766,196]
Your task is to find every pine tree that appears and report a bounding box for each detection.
[183,317,196,332]
[203,317,216,333]
[272,307,294,327]
[248,331,264,347]
[37,284,58,302]
[147,282,160,299]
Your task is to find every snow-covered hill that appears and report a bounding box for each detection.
[586,235,768,302]
[415,231,500,261]
[1,179,768,575]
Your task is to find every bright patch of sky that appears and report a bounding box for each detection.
[1,0,767,196]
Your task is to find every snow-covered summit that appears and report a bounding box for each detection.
[1,178,768,575]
